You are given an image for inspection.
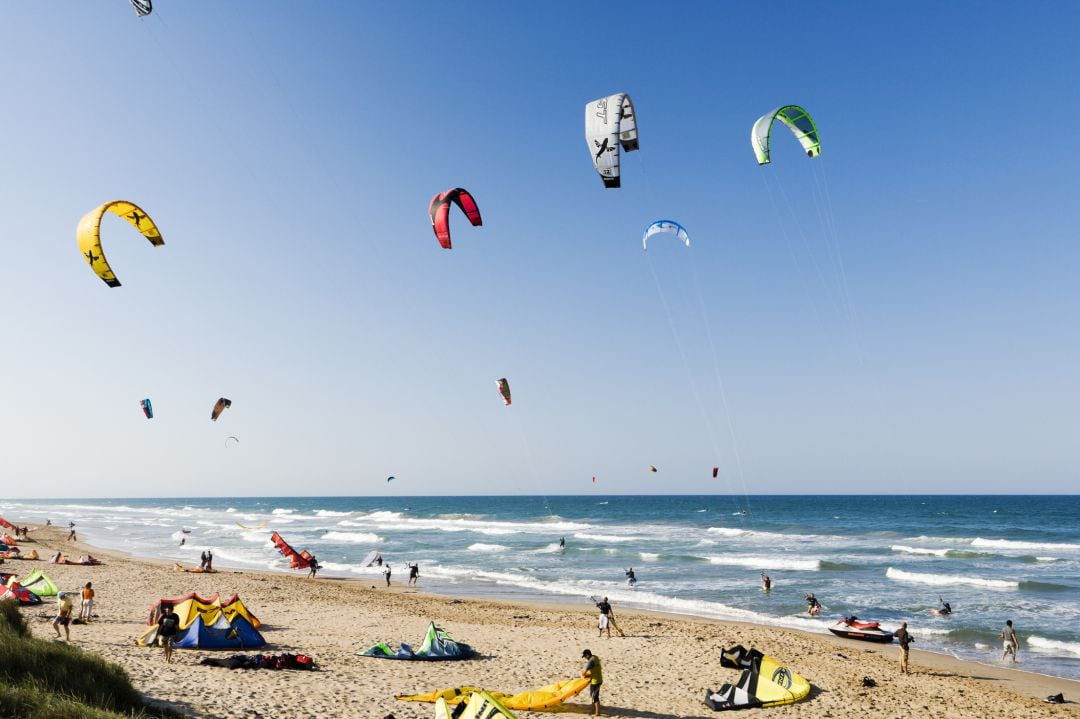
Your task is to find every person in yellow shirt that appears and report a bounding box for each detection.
[581,649,603,716]
[53,592,74,640]
[80,582,95,622]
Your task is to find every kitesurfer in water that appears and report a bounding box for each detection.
[625,568,636,586]
[559,537,565,548]
[931,596,952,615]
[761,572,772,592]
[179,537,185,546]
[805,593,821,615]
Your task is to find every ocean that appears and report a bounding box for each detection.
[3,495,1078,680]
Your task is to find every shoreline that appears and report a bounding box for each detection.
[8,525,1078,718]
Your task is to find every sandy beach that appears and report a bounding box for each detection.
[4,525,1075,719]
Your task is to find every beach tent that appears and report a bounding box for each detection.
[360,622,477,660]
[705,646,810,710]
[137,594,265,649]
[398,678,589,711]
[436,692,517,719]
[145,592,261,629]
[19,569,58,597]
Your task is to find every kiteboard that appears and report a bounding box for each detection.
[361,549,381,567]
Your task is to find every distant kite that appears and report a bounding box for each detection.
[210,398,232,421]
[592,476,597,483]
[387,476,395,483]
[585,93,639,188]
[751,105,820,165]
[140,398,153,419]
[429,188,482,249]
[649,465,658,473]
[712,467,719,478]
[496,378,512,406]
[76,200,163,287]
[225,436,239,447]
[130,0,152,17]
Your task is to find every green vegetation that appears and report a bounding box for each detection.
[0,601,183,718]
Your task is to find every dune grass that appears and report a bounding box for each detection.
[0,601,183,718]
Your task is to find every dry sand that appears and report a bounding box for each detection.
[5,526,1077,719]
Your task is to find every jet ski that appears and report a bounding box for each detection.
[828,616,895,643]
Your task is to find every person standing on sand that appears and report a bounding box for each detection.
[595,597,615,638]
[1001,619,1019,662]
[157,603,180,664]
[308,557,320,578]
[384,563,392,586]
[200,550,208,570]
[205,550,213,571]
[895,621,913,674]
[67,526,77,542]
[581,649,603,716]
[53,591,74,640]
[80,582,95,622]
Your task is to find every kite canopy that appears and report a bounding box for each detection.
[437,692,517,719]
[271,531,313,569]
[18,570,59,597]
[225,436,239,447]
[496,378,512,406]
[76,200,164,287]
[429,188,482,249]
[585,93,638,188]
[130,0,152,16]
[360,622,478,660]
[707,646,810,710]
[642,220,690,251]
[210,398,232,421]
[140,398,153,419]
[138,594,264,649]
[712,466,719,478]
[398,677,589,711]
[751,106,820,165]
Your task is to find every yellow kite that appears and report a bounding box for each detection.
[77,200,163,287]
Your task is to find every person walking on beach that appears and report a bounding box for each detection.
[581,649,603,716]
[157,603,180,664]
[53,591,74,640]
[384,563,392,587]
[308,556,320,578]
[200,550,208,570]
[80,582,95,622]
[895,621,913,674]
[595,596,619,638]
[408,563,419,586]
[1001,619,1019,663]
[205,550,213,571]
[67,525,77,542]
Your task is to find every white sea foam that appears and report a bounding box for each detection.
[226,508,236,513]
[891,545,949,557]
[707,527,748,537]
[321,531,381,544]
[315,510,351,517]
[535,543,563,554]
[885,567,1018,589]
[271,508,295,515]
[1027,636,1080,657]
[707,555,821,571]
[639,552,661,561]
[574,532,643,543]
[468,543,507,552]
[1036,557,1058,562]
[971,537,1080,552]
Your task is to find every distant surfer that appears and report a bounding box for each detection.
[805,593,821,616]
[761,572,772,592]
[559,536,565,548]
[931,597,952,615]
[625,568,636,587]
[179,537,185,546]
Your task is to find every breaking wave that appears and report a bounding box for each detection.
[885,567,1018,589]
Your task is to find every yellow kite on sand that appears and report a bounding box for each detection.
[76,200,164,287]
[435,692,516,719]
[398,678,589,711]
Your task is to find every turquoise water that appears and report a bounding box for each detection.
[3,495,1078,679]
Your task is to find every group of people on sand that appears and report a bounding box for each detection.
[199,550,214,571]
[51,582,96,641]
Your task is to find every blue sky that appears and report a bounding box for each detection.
[1,2,1077,497]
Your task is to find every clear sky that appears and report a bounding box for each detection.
[1,2,1077,497]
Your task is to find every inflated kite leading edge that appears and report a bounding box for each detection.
[76,200,164,287]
